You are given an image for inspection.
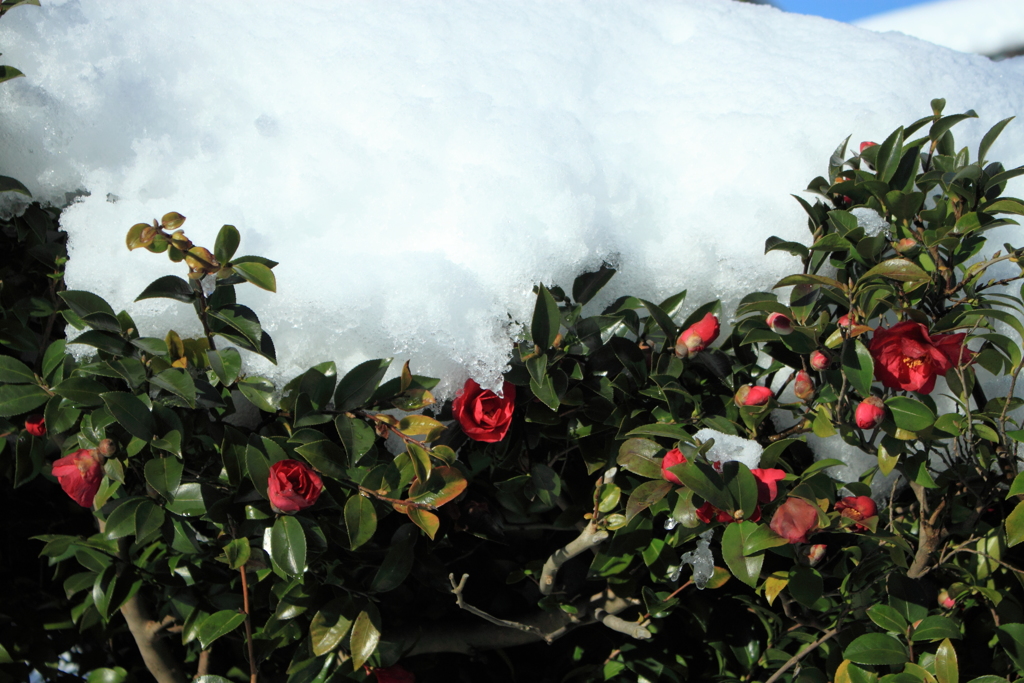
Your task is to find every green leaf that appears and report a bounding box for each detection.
[104,498,144,539]
[134,275,196,304]
[406,441,432,483]
[350,608,381,671]
[0,355,35,384]
[232,261,277,293]
[774,273,846,291]
[295,440,347,481]
[144,456,183,501]
[572,264,615,305]
[616,438,665,479]
[1007,472,1024,499]
[0,173,30,195]
[885,396,935,432]
[639,298,677,341]
[309,599,355,656]
[334,358,392,411]
[134,500,164,541]
[624,480,673,522]
[222,538,250,570]
[196,610,246,650]
[100,392,154,441]
[721,522,763,588]
[867,604,908,634]
[876,126,905,183]
[335,415,376,463]
[408,466,467,508]
[625,423,693,443]
[842,339,875,399]
[238,376,277,412]
[670,459,730,511]
[844,633,909,666]
[742,524,787,554]
[149,368,196,408]
[979,117,1014,164]
[85,668,128,683]
[370,525,417,593]
[214,224,241,264]
[912,616,962,642]
[531,284,559,349]
[0,383,51,417]
[788,564,823,607]
[861,258,930,283]
[69,330,132,356]
[208,304,262,347]
[270,515,307,578]
[345,494,377,550]
[1005,500,1024,547]
[165,482,207,516]
[407,508,440,540]
[935,638,958,683]
[59,291,120,332]
[206,348,242,386]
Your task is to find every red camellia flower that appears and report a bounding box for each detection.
[675,312,720,358]
[735,385,773,407]
[661,447,687,486]
[766,312,793,335]
[268,460,323,514]
[25,414,46,437]
[51,449,103,508]
[451,379,516,442]
[860,141,878,152]
[868,321,973,394]
[373,664,416,683]
[855,396,886,429]
[809,350,830,371]
[751,468,786,504]
[770,497,820,544]
[804,543,827,567]
[793,370,814,401]
[835,495,877,531]
[696,501,760,524]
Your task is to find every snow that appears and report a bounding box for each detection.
[857,0,1024,56]
[0,0,1023,417]
[693,428,763,472]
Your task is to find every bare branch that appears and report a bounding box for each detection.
[538,522,609,596]
[764,628,838,683]
[594,610,650,640]
[449,574,554,641]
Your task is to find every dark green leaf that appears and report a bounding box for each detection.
[572,264,615,305]
[134,276,196,304]
[196,610,246,650]
[101,392,154,441]
[309,599,355,657]
[616,438,665,479]
[0,383,50,417]
[0,356,35,384]
[232,261,276,293]
[885,396,935,432]
[270,515,307,578]
[861,258,930,283]
[295,440,348,481]
[345,495,377,550]
[867,604,908,634]
[0,173,30,194]
[844,633,908,666]
[149,368,196,408]
[842,339,874,398]
[911,616,962,642]
[144,457,183,501]
[979,117,1014,164]
[214,224,241,265]
[334,358,392,411]
[531,284,559,349]
[721,522,763,588]
[370,525,417,593]
[350,609,381,671]
[624,480,673,522]
[207,348,242,386]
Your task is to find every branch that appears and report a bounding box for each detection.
[538,522,608,595]
[448,574,553,642]
[764,628,838,683]
[906,481,948,579]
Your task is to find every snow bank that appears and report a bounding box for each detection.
[1,0,1023,399]
[857,0,1024,56]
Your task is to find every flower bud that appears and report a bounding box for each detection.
[859,141,878,153]
[766,312,793,335]
[793,370,814,401]
[804,543,827,566]
[835,495,877,531]
[25,414,46,437]
[894,237,919,255]
[735,385,773,407]
[770,497,820,544]
[97,439,118,458]
[661,447,687,486]
[937,589,956,610]
[809,350,831,371]
[854,396,885,430]
[838,313,853,328]
[675,312,720,358]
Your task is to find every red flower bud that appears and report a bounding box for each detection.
[268,459,323,514]
[373,665,416,683]
[769,497,819,544]
[937,589,955,610]
[793,370,814,401]
[675,312,720,358]
[835,495,877,531]
[895,237,919,254]
[661,447,687,486]
[751,468,786,504]
[860,141,878,152]
[51,449,104,508]
[97,439,118,458]
[854,396,886,430]
[452,379,516,442]
[25,414,46,437]
[838,313,853,328]
[696,501,760,524]
[766,312,793,335]
[809,350,831,371]
[735,385,773,407]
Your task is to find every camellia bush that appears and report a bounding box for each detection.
[1,22,1024,680]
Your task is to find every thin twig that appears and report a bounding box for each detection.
[239,565,258,683]
[448,574,553,642]
[764,628,838,683]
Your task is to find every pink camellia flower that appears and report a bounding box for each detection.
[835,495,877,531]
[25,414,46,437]
[373,664,416,683]
[452,379,516,442]
[868,321,974,394]
[793,370,814,401]
[735,385,773,407]
[809,350,831,371]
[766,312,793,335]
[855,396,886,430]
[268,460,323,514]
[860,141,878,153]
[769,497,820,544]
[661,447,687,486]
[675,312,720,358]
[51,449,104,508]
[751,468,786,504]
[937,589,956,610]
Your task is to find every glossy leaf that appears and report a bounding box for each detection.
[624,480,673,522]
[935,638,958,683]
[572,265,615,305]
[207,348,242,386]
[912,616,962,642]
[334,358,392,412]
[270,515,307,578]
[0,356,35,384]
[295,440,348,481]
[867,604,908,634]
[407,508,440,540]
[100,392,154,441]
[844,633,908,666]
[214,224,240,264]
[345,494,377,550]
[134,275,196,304]
[309,599,355,657]
[1005,500,1024,547]
[144,457,183,501]
[616,438,664,479]
[370,525,416,593]
[196,610,246,650]
[232,261,277,292]
[885,396,936,431]
[0,384,50,417]
[842,339,875,398]
[150,368,196,408]
[350,609,381,671]
[721,522,762,588]
[531,283,559,349]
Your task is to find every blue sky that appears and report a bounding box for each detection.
[776,0,933,23]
